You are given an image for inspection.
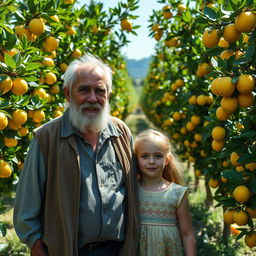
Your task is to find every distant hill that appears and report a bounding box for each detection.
[125,57,152,79]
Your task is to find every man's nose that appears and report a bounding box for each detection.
[87,90,97,102]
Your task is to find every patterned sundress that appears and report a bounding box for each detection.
[138,182,188,256]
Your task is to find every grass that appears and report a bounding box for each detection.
[1,109,256,255]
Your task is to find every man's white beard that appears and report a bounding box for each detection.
[68,100,110,132]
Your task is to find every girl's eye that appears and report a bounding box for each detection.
[140,155,148,159]
[155,154,163,158]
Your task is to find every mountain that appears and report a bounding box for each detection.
[125,56,152,80]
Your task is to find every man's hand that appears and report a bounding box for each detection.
[31,239,48,256]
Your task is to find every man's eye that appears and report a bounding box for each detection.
[96,89,106,95]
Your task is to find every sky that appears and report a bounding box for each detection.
[77,0,164,60]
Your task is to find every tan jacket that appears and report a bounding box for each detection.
[34,115,139,256]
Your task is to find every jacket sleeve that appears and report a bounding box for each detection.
[13,138,47,249]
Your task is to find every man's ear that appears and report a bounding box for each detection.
[64,87,70,102]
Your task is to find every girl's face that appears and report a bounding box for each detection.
[137,140,169,180]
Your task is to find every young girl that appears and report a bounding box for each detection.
[134,129,196,256]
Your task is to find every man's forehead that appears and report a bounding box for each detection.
[76,64,104,76]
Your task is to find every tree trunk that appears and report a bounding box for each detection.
[222,207,231,243]
[204,177,213,207]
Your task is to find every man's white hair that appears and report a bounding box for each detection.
[62,53,113,94]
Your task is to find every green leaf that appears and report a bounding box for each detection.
[25,62,42,71]
[248,176,256,194]
[221,169,243,183]
[0,222,7,238]
[204,6,218,20]
[244,43,255,62]
[4,54,17,69]
[27,0,37,14]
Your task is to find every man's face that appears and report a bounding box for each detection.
[65,64,111,132]
[65,64,109,116]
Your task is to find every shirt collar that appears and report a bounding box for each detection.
[61,108,122,138]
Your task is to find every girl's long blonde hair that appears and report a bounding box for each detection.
[134,129,185,185]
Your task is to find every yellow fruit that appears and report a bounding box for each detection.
[4,48,18,57]
[220,50,235,60]
[208,178,220,188]
[162,5,172,19]
[8,118,21,130]
[235,50,244,59]
[245,232,256,248]
[202,28,220,48]
[235,11,256,33]
[15,25,34,40]
[53,110,63,118]
[197,63,210,76]
[195,169,202,177]
[42,57,54,67]
[4,137,18,147]
[230,152,241,166]
[0,112,8,130]
[60,63,68,73]
[12,109,27,125]
[0,75,13,94]
[236,166,245,172]
[218,37,229,48]
[230,224,241,235]
[196,95,207,106]
[154,30,163,41]
[66,26,76,35]
[50,15,59,23]
[220,97,238,113]
[18,126,29,137]
[71,49,82,58]
[224,209,235,224]
[186,122,195,131]
[212,140,224,151]
[152,24,160,32]
[45,72,57,85]
[49,85,60,94]
[216,107,230,121]
[191,115,201,125]
[28,18,45,35]
[64,0,74,3]
[173,112,181,121]
[188,95,197,105]
[237,93,255,108]
[0,160,12,178]
[177,4,186,12]
[233,210,248,226]
[11,77,28,95]
[246,162,256,172]
[233,185,250,203]
[210,77,220,95]
[121,18,132,32]
[236,74,255,94]
[33,88,47,99]
[43,37,59,52]
[212,126,226,141]
[33,109,45,123]
[194,133,202,142]
[223,23,241,43]
[221,176,228,183]
[222,160,229,167]
[246,207,256,218]
[217,77,235,97]
[91,24,98,34]
[180,127,187,135]
[200,150,207,157]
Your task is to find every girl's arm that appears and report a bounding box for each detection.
[177,193,196,256]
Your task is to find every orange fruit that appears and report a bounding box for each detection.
[195,169,202,177]
[49,85,60,94]
[196,95,207,106]
[202,28,220,48]
[246,163,256,172]
[0,160,12,178]
[220,50,235,60]
[165,37,178,47]
[66,26,76,35]
[237,93,255,108]
[42,57,54,67]
[28,18,45,35]
[230,152,241,166]
[194,133,202,142]
[152,24,160,32]
[121,18,132,32]
[33,88,47,99]
[154,30,163,41]
[246,207,256,218]
[50,15,59,23]
[208,178,220,188]
[173,112,181,121]
[223,23,241,43]
[45,72,57,85]
[18,126,29,137]
[12,109,27,125]
[218,37,229,48]
[11,77,28,95]
[230,224,241,235]
[188,95,197,105]
[71,49,82,58]
[223,209,235,224]
[210,77,220,95]
[236,74,255,94]
[43,36,59,52]
[216,107,231,121]
[4,137,18,147]
[32,109,45,123]
[235,11,256,33]
[245,232,256,248]
[191,115,201,125]
[0,75,13,94]
[220,97,238,113]
[162,5,172,19]
[233,185,250,203]
[217,77,235,97]
[211,126,226,141]
[0,112,8,130]
[212,140,224,151]
[60,63,68,73]
[233,210,248,225]
[186,122,195,131]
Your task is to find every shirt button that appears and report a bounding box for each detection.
[100,184,103,188]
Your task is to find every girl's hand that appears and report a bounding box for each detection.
[31,239,49,256]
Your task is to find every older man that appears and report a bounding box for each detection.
[13,54,139,256]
